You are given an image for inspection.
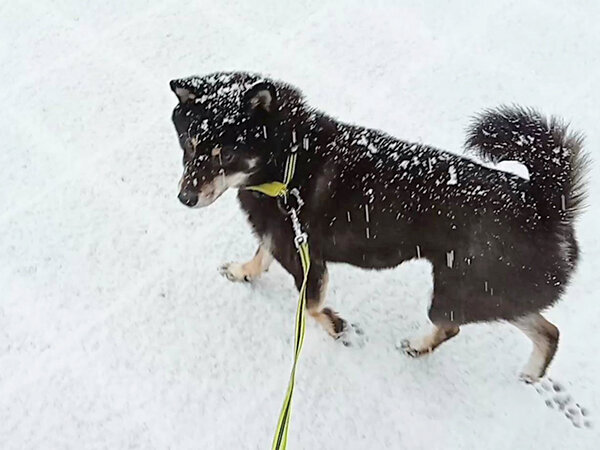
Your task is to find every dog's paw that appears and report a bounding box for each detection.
[519,371,541,384]
[218,263,252,283]
[519,360,545,384]
[336,322,367,348]
[398,337,432,358]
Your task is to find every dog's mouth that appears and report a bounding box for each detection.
[178,171,250,209]
[178,184,226,209]
[193,188,226,208]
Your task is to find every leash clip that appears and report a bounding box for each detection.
[293,231,308,248]
[277,187,304,215]
[288,207,308,249]
[288,188,304,210]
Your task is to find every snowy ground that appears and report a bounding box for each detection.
[1,1,599,448]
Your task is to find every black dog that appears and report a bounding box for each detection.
[170,72,588,382]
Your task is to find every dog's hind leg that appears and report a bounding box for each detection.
[401,287,461,357]
[510,313,559,383]
[219,242,274,282]
[401,322,460,357]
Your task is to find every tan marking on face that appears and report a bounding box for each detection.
[211,146,222,157]
[191,172,251,208]
[189,135,200,154]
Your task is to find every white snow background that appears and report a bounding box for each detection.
[1,0,599,449]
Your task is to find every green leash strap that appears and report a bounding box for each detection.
[271,241,310,450]
[244,145,307,450]
[282,150,298,185]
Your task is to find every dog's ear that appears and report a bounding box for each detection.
[243,81,278,115]
[170,79,196,104]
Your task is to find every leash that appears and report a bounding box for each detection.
[246,139,310,450]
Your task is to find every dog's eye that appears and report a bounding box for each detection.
[214,147,236,165]
[221,150,235,163]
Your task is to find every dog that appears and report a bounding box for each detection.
[170,71,588,382]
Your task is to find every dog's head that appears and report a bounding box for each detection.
[170,72,302,208]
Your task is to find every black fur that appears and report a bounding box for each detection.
[170,71,589,332]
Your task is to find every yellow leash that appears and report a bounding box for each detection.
[271,240,309,450]
[246,148,310,450]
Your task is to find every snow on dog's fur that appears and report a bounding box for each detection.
[170,72,589,381]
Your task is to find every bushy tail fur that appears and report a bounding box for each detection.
[465,106,590,224]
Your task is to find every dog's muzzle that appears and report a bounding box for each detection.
[178,189,198,207]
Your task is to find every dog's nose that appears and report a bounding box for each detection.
[178,190,198,207]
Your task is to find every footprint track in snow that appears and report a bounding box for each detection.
[534,377,592,429]
[338,323,367,348]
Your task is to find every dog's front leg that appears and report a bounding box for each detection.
[302,259,364,346]
[219,242,274,282]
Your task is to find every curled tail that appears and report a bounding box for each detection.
[465,106,590,224]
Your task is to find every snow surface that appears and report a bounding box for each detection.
[1,1,600,449]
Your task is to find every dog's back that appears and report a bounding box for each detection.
[310,107,587,324]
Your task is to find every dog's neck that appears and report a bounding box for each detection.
[268,110,334,187]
